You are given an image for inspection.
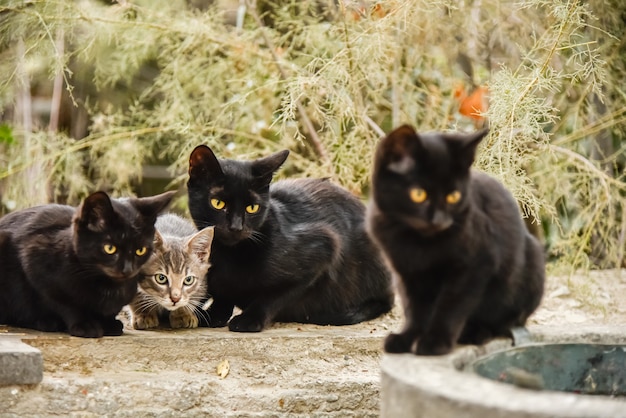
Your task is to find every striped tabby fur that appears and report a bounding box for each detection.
[129,214,214,329]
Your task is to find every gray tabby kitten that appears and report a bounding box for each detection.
[129,214,214,329]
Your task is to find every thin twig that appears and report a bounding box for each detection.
[1,5,273,63]
[391,30,401,128]
[48,28,64,132]
[16,38,49,202]
[507,2,576,142]
[245,0,329,165]
[364,115,385,138]
[552,107,626,146]
[16,39,32,135]
[0,127,168,181]
[209,127,311,165]
[547,144,624,190]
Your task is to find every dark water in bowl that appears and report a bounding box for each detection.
[472,344,626,396]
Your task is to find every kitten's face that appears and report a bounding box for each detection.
[187,145,289,246]
[137,227,214,311]
[372,125,488,236]
[73,191,175,281]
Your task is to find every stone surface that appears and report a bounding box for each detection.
[0,324,389,417]
[380,326,626,418]
[0,337,43,386]
[0,269,625,416]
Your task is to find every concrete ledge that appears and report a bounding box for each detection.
[0,324,389,416]
[0,338,43,385]
[380,325,626,418]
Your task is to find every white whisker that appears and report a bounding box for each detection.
[248,230,266,245]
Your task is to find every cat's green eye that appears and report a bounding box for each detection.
[446,191,462,204]
[154,273,168,285]
[135,247,147,256]
[183,276,196,286]
[246,204,260,214]
[210,198,226,210]
[103,244,117,255]
[409,188,428,204]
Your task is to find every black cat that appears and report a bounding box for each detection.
[0,191,175,337]
[187,145,394,332]
[367,125,545,355]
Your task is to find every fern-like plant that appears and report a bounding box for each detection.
[0,0,624,274]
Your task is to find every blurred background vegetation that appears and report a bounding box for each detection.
[0,0,625,274]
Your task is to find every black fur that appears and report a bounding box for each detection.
[0,191,175,337]
[187,145,394,332]
[367,125,545,355]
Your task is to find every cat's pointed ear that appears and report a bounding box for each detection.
[153,230,165,250]
[187,226,215,264]
[376,125,420,174]
[449,128,489,169]
[188,145,224,183]
[251,150,289,186]
[76,191,115,232]
[131,191,176,222]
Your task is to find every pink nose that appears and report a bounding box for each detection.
[171,295,180,304]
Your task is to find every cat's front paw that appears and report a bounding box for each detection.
[384,332,416,353]
[170,309,198,329]
[228,313,265,333]
[133,312,160,330]
[416,336,454,356]
[69,321,104,338]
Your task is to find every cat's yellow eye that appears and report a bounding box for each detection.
[183,276,196,286]
[155,273,168,285]
[409,188,428,204]
[210,198,225,210]
[135,247,147,256]
[103,244,117,255]
[446,191,462,204]
[246,204,260,214]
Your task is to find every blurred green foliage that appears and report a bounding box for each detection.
[0,124,13,144]
[0,0,625,272]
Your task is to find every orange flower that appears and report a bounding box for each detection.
[454,84,489,122]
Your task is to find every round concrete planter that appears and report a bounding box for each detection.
[381,325,626,418]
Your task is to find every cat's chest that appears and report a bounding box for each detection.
[379,222,478,273]
[208,244,269,289]
[67,277,137,316]
[88,279,137,315]
[385,225,466,256]
[396,242,465,273]
[41,262,138,314]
